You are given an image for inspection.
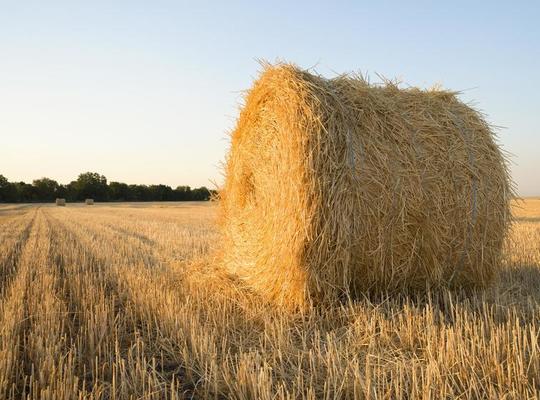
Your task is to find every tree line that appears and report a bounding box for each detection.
[0,172,214,203]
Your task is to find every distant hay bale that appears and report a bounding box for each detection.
[55,198,66,206]
[220,64,512,308]
[85,199,94,205]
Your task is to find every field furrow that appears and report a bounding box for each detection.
[17,210,80,400]
[0,209,43,399]
[44,208,186,399]
[0,211,36,296]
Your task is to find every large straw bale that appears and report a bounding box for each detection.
[220,64,512,308]
[55,198,66,206]
[85,199,94,205]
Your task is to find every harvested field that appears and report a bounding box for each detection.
[0,200,538,399]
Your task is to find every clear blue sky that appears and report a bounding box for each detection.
[1,1,538,195]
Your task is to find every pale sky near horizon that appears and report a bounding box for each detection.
[1,1,539,195]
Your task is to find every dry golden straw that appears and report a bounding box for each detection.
[55,198,66,206]
[85,198,94,205]
[220,63,512,308]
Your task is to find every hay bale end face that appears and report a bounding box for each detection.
[85,199,94,205]
[220,64,512,308]
[55,198,66,206]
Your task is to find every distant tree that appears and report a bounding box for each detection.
[140,185,153,201]
[191,186,211,201]
[55,184,69,200]
[128,184,152,201]
[14,182,35,202]
[127,184,139,201]
[0,172,213,203]
[0,175,20,202]
[174,186,192,201]
[73,172,108,201]
[109,181,130,201]
[32,177,59,201]
[0,175,9,202]
[65,181,78,201]
[149,184,173,201]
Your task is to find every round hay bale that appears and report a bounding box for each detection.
[220,64,512,308]
[55,198,66,206]
[85,199,94,205]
